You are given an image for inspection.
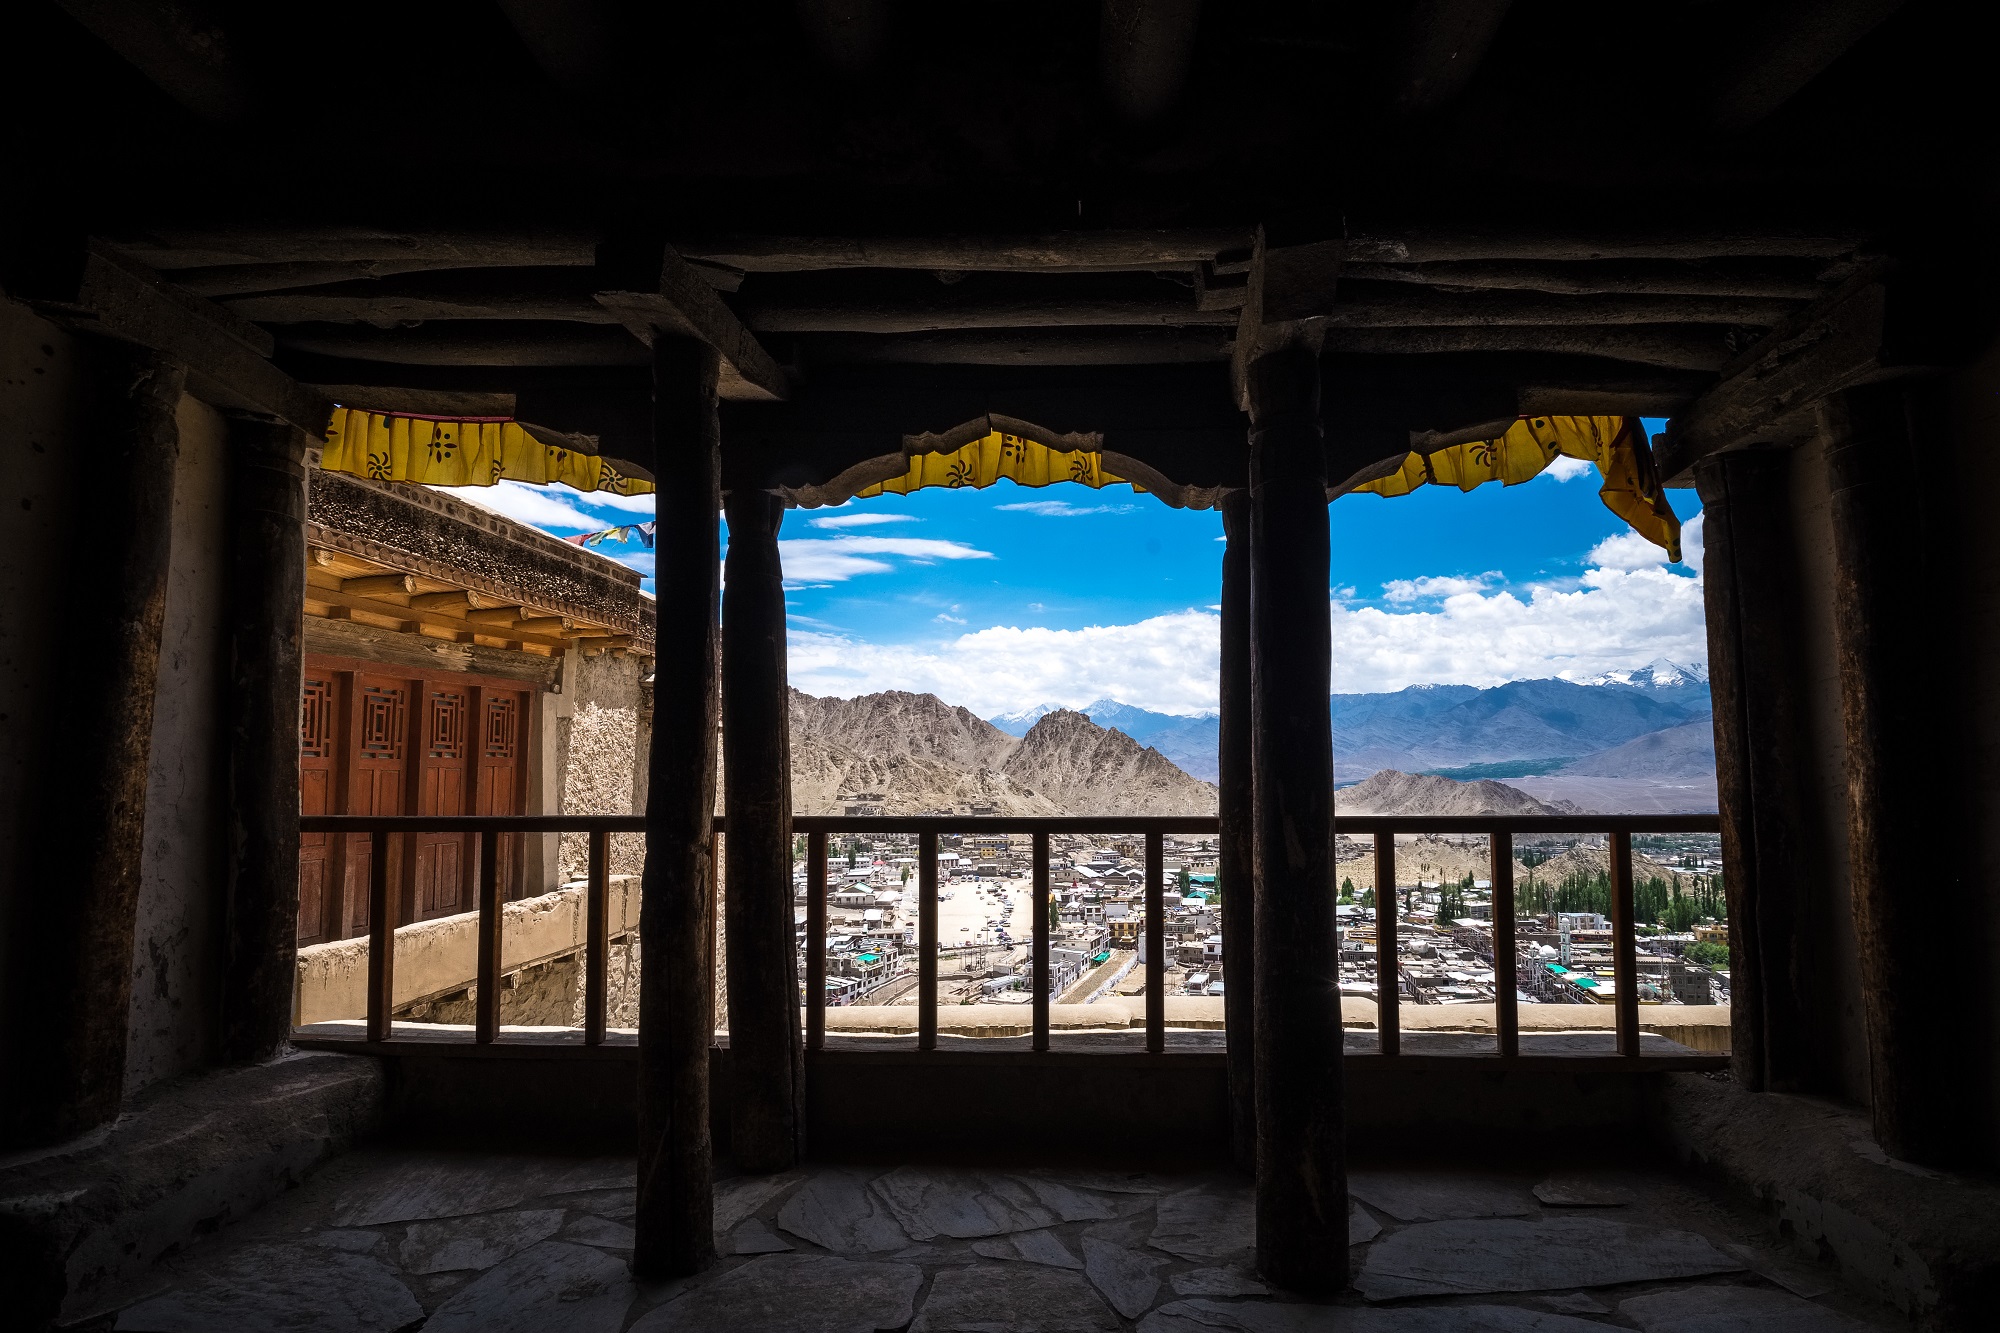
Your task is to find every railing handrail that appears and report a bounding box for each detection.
[301,812,1721,835]
[302,808,1722,1059]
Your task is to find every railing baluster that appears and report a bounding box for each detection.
[1032,831,1051,1053]
[585,829,608,1046]
[1609,828,1640,1057]
[366,830,393,1043]
[1491,831,1519,1058]
[1376,833,1399,1055]
[807,830,827,1052]
[1145,832,1165,1054]
[476,828,501,1044]
[918,829,938,1051]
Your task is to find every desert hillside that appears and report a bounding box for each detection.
[789,690,1216,816]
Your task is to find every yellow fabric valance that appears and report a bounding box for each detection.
[318,408,655,497]
[1355,416,1681,562]
[857,432,1136,498]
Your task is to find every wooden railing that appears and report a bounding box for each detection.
[298,811,1722,1057]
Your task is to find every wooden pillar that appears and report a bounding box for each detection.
[1246,343,1347,1290]
[634,337,721,1277]
[722,487,803,1171]
[1693,448,1816,1093]
[1217,488,1256,1172]
[219,418,307,1063]
[1824,384,1969,1165]
[3,343,184,1147]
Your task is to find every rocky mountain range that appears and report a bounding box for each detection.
[989,660,1717,791]
[789,690,1216,816]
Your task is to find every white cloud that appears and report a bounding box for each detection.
[1027,602,1045,612]
[1381,572,1502,602]
[934,613,966,624]
[434,480,599,530]
[1677,511,1705,575]
[1327,565,1707,693]
[572,486,657,514]
[808,512,920,529]
[776,535,994,585]
[994,500,1137,517]
[787,554,1708,712]
[790,610,1224,717]
[1585,529,1673,571]
[1541,455,1596,483]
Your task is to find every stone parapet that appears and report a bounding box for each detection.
[293,875,641,1025]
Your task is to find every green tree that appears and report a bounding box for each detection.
[1685,940,1729,967]
[1178,867,1192,896]
[900,865,911,886]
[1338,876,1356,906]
[1049,898,1060,932]
[847,844,857,869]
[1360,887,1376,909]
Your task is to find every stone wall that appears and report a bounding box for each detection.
[556,652,647,883]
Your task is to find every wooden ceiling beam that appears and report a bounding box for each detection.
[272,322,650,368]
[673,231,1251,274]
[1311,286,1798,329]
[107,229,598,272]
[1346,259,1832,300]
[1342,228,1867,263]
[1654,267,1922,482]
[225,272,619,326]
[1705,0,1906,133]
[739,295,1231,334]
[56,0,252,124]
[11,238,330,432]
[1322,324,1735,373]
[1389,0,1513,116]
[594,242,790,401]
[799,329,1230,366]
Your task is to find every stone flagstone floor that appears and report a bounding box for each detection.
[103,1151,1902,1331]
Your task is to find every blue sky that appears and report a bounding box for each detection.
[443,419,1706,717]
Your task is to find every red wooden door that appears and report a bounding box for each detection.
[414,683,473,919]
[476,689,527,898]
[296,672,340,943]
[342,673,410,936]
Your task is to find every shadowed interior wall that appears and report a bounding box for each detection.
[0,300,86,1068]
[124,396,229,1094]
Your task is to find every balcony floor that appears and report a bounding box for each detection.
[104,1148,1900,1331]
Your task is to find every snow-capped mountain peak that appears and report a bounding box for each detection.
[1580,659,1710,689]
[987,702,1064,735]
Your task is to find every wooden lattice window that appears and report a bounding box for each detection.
[427,690,466,759]
[483,696,518,759]
[359,684,406,760]
[299,678,334,758]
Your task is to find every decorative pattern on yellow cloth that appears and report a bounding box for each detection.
[1355,416,1681,562]
[856,432,1139,498]
[318,408,655,497]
